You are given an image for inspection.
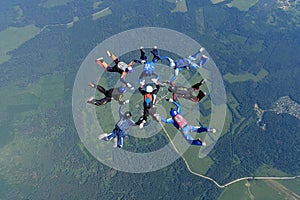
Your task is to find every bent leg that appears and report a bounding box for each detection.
[197,55,209,66]
[106,131,117,141]
[196,90,206,102]
[117,135,125,148]
[191,79,205,90]
[189,50,201,61]
[151,48,160,62]
[192,126,208,133]
[107,50,119,63]
[96,59,109,70]
[170,68,179,83]
[96,85,106,94]
[94,97,111,106]
[140,49,147,61]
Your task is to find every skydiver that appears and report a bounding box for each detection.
[98,104,136,148]
[96,51,135,90]
[162,48,209,84]
[134,46,161,83]
[87,83,129,106]
[165,79,207,103]
[135,79,160,128]
[158,98,216,146]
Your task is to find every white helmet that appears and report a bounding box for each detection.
[146,85,153,93]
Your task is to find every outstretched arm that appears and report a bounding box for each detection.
[160,56,175,68]
[120,72,129,85]
[119,104,124,118]
[160,116,174,124]
[172,101,181,115]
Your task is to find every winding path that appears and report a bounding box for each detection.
[159,121,300,188]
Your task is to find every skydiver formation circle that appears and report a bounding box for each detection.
[73,27,227,172]
[88,46,216,149]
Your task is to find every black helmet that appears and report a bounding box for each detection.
[124,111,132,119]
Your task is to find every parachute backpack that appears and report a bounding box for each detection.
[144,93,153,108]
[172,111,188,129]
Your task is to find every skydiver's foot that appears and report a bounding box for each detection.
[200,79,206,85]
[200,47,205,52]
[87,96,94,103]
[196,139,206,146]
[96,57,104,62]
[130,87,135,90]
[139,120,146,129]
[208,128,216,133]
[98,133,108,140]
[106,50,112,57]
[88,82,96,88]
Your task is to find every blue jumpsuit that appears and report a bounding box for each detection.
[162,50,209,83]
[136,48,160,82]
[160,101,209,146]
[106,105,136,148]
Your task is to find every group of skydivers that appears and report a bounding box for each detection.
[87,46,216,148]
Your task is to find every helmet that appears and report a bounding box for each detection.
[141,60,146,64]
[170,108,177,117]
[118,87,126,93]
[124,111,132,119]
[146,85,153,93]
[126,66,133,73]
[117,62,128,71]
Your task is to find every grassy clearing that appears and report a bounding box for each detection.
[92,7,112,20]
[226,0,259,12]
[167,0,188,13]
[183,148,214,174]
[224,68,269,83]
[211,0,225,4]
[218,180,249,200]
[0,25,40,64]
[42,0,73,8]
[0,73,64,112]
[195,8,205,34]
[93,1,103,9]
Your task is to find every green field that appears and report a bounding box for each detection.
[224,68,269,83]
[167,0,188,13]
[92,7,112,21]
[0,25,40,64]
[211,0,225,4]
[226,0,259,12]
[42,0,73,8]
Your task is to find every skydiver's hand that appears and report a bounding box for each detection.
[139,80,145,88]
